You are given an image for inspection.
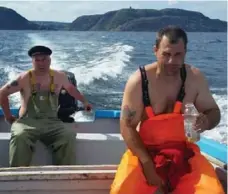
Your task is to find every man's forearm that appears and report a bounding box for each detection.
[68,86,87,104]
[204,108,221,130]
[0,95,11,118]
[121,124,152,163]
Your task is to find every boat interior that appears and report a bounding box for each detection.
[0,109,227,194]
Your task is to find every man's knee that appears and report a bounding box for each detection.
[11,123,29,142]
[51,126,76,165]
[9,123,35,167]
[60,127,76,143]
[50,125,76,151]
[10,122,37,150]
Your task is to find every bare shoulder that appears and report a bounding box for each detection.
[10,71,29,81]
[126,63,156,88]
[7,71,29,87]
[51,70,69,90]
[126,69,141,88]
[0,71,30,96]
[51,69,63,76]
[186,64,205,77]
[144,62,158,71]
[185,64,218,113]
[19,71,30,79]
[51,69,66,80]
[185,64,208,87]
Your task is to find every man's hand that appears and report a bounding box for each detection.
[141,159,164,188]
[5,115,17,124]
[83,102,92,111]
[193,113,210,133]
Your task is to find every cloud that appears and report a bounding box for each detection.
[168,0,178,6]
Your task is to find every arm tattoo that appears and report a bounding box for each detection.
[7,80,18,89]
[10,80,18,86]
[121,105,137,125]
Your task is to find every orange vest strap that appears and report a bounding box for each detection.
[173,101,182,114]
[145,106,154,117]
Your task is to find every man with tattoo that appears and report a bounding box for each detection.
[111,26,224,194]
[0,45,92,167]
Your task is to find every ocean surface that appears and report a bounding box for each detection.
[0,31,227,144]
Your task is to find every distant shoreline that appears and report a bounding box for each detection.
[0,7,227,32]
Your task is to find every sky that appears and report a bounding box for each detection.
[0,0,227,22]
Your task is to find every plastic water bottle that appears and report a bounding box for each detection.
[82,108,95,122]
[183,103,200,142]
[73,107,95,122]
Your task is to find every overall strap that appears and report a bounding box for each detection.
[29,70,36,96]
[139,66,154,117]
[28,70,39,113]
[49,69,55,94]
[173,64,187,113]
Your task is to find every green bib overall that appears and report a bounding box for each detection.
[9,69,76,167]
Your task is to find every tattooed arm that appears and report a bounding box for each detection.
[0,74,24,120]
[120,72,151,163]
[120,71,164,187]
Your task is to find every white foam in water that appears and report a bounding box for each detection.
[4,66,22,108]
[26,34,134,85]
[70,43,134,85]
[202,93,227,144]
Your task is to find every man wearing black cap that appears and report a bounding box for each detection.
[0,45,92,167]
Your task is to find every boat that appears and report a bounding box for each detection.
[0,108,227,194]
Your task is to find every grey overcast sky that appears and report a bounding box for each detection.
[0,0,227,22]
